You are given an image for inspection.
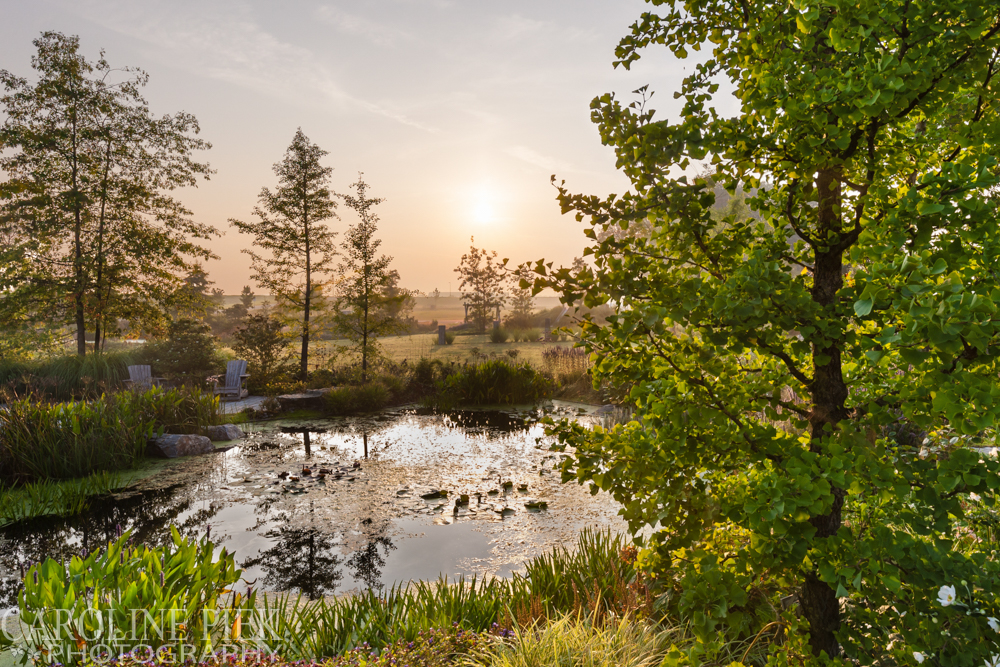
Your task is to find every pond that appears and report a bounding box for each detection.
[0,403,625,605]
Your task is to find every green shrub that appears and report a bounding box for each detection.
[0,527,254,665]
[433,331,457,346]
[432,359,554,407]
[489,327,509,344]
[323,382,391,415]
[141,318,222,385]
[231,314,296,392]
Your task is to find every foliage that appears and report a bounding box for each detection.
[0,349,138,401]
[432,331,457,346]
[332,175,412,381]
[0,386,217,483]
[323,383,392,415]
[431,359,553,408]
[0,527,254,665]
[231,314,296,392]
[240,529,647,660]
[534,0,1000,661]
[455,240,507,334]
[0,31,217,355]
[0,471,131,526]
[229,129,338,380]
[0,392,154,483]
[505,267,536,330]
[143,318,221,385]
[241,285,256,309]
[488,327,509,344]
[475,614,673,667]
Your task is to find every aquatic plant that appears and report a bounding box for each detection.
[1,526,254,666]
[0,471,131,526]
[0,386,218,483]
[431,359,554,408]
[323,383,391,415]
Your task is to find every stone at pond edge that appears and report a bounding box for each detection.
[206,424,245,441]
[276,388,332,411]
[147,434,216,458]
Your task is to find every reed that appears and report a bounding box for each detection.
[0,350,139,400]
[0,471,131,526]
[432,359,554,407]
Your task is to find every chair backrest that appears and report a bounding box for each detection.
[225,359,247,388]
[128,365,152,387]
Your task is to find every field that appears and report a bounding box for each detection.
[311,332,577,369]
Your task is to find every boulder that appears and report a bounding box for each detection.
[148,434,215,458]
[206,424,245,441]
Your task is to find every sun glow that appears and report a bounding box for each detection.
[471,185,497,225]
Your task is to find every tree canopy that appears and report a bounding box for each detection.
[537,0,1000,662]
[229,129,338,380]
[0,31,217,354]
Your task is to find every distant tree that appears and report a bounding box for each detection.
[240,285,255,310]
[209,288,226,311]
[231,314,295,391]
[173,265,214,320]
[332,175,410,381]
[430,288,441,309]
[229,129,338,380]
[454,238,507,333]
[0,31,217,355]
[506,265,535,329]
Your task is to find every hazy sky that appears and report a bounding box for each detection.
[2,0,721,294]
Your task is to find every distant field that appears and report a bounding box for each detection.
[311,333,577,369]
[222,294,567,326]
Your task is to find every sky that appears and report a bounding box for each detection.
[1,0,720,294]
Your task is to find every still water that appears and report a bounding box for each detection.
[0,404,625,604]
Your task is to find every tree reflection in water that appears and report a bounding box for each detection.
[0,484,223,607]
[347,517,396,590]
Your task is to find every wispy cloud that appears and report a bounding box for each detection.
[505,145,577,174]
[314,6,414,47]
[58,0,437,132]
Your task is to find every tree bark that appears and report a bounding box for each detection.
[801,167,849,658]
[301,185,311,381]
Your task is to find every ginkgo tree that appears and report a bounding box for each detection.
[536,0,1000,663]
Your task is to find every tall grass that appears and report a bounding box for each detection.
[252,530,651,660]
[432,359,554,407]
[0,387,219,483]
[0,350,140,401]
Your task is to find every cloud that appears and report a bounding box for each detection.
[57,0,437,132]
[314,6,414,47]
[505,145,577,174]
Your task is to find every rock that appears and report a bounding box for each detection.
[421,489,447,500]
[206,424,245,441]
[147,434,215,458]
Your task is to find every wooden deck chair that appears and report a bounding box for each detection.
[214,359,250,401]
[123,365,163,391]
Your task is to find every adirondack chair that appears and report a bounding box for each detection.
[123,365,164,391]
[213,359,250,401]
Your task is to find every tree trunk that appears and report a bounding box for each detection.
[801,168,849,659]
[71,105,88,357]
[301,195,311,381]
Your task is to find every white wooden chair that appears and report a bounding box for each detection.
[213,359,250,401]
[123,365,164,391]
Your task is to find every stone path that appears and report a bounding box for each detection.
[219,395,267,414]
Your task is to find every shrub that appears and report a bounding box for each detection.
[432,331,457,346]
[488,327,509,344]
[230,314,296,392]
[142,318,222,385]
[432,359,554,407]
[323,382,391,415]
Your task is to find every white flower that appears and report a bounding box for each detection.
[985,654,1000,667]
[989,617,1000,633]
[914,652,925,664]
[937,584,957,607]
[970,492,982,502]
